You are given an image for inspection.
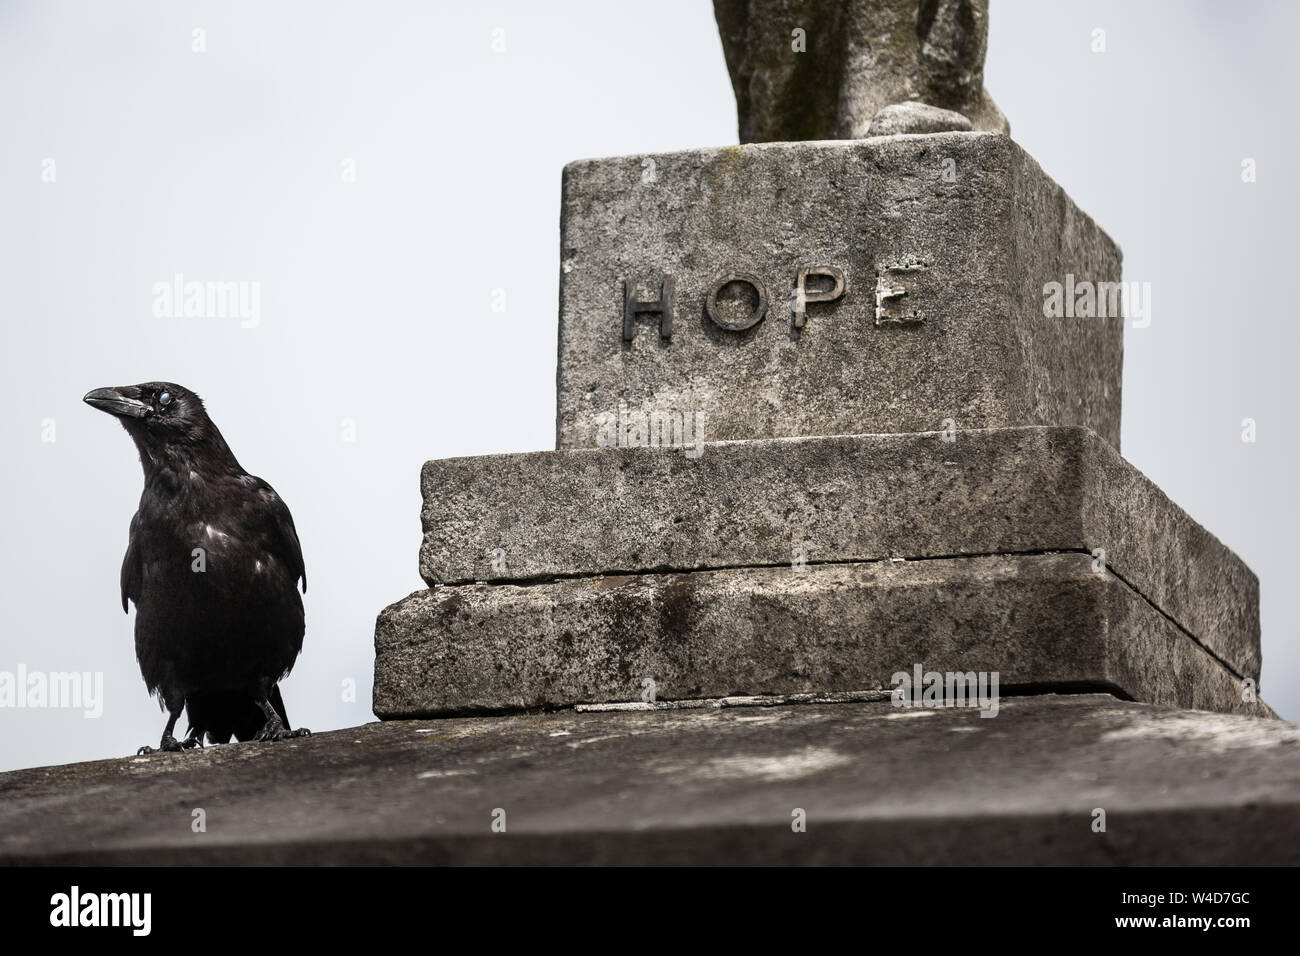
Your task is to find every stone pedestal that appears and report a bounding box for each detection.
[375,135,1264,723]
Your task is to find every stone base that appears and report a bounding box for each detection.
[417,426,1259,682]
[376,553,1265,719]
[4,696,1296,865]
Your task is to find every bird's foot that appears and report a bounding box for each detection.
[256,718,311,742]
[136,734,186,755]
[181,734,204,750]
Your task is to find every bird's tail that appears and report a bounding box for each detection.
[186,686,290,743]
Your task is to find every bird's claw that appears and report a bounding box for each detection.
[137,734,186,756]
[256,721,311,742]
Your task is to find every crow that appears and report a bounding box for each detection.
[84,382,310,753]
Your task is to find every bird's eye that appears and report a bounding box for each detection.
[159,392,172,407]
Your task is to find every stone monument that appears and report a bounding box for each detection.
[372,3,1265,724]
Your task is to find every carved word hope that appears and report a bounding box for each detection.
[622,267,845,342]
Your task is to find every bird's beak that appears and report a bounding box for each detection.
[83,386,151,420]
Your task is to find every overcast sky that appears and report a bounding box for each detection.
[1,0,1296,772]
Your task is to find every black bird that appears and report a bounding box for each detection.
[84,382,309,753]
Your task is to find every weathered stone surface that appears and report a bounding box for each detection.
[866,101,973,136]
[713,0,1008,142]
[420,427,1259,682]
[378,552,1266,718]
[557,134,1122,451]
[3,695,1295,865]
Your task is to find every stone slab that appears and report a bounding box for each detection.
[556,133,1123,450]
[378,553,1266,719]
[420,426,1259,682]
[2,695,1296,865]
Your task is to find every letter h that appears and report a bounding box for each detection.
[623,276,675,342]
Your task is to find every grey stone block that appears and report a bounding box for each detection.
[378,552,1265,719]
[419,426,1259,682]
[3,695,1295,865]
[556,134,1123,451]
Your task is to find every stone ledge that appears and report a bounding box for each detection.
[419,426,1259,681]
[377,553,1265,718]
[2,695,1295,865]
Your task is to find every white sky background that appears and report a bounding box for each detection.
[0,0,1295,772]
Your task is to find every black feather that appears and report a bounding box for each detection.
[87,382,307,747]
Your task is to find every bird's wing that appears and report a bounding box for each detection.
[120,511,142,613]
[248,477,307,593]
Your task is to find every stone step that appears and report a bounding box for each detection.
[418,426,1259,681]
[375,552,1266,719]
[557,133,1124,451]
[3,695,1295,865]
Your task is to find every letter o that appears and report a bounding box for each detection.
[706,273,768,331]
